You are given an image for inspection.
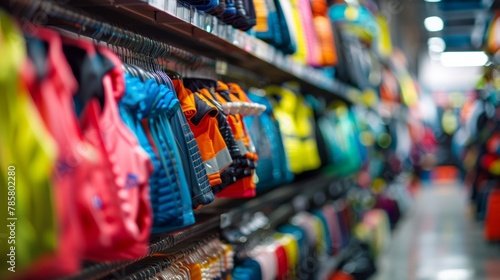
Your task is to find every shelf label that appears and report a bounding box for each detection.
[216,60,228,75]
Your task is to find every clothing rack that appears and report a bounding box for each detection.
[3,0,274,87]
[5,0,214,68]
[55,173,350,280]
[4,0,367,103]
[117,177,352,280]
[121,235,221,280]
[59,214,220,280]
[2,2,360,279]
[220,175,352,259]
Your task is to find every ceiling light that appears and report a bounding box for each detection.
[437,269,473,280]
[440,51,489,67]
[428,37,446,53]
[424,16,444,32]
[425,0,441,2]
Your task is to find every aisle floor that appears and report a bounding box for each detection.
[371,182,500,280]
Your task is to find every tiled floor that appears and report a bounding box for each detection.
[371,182,500,280]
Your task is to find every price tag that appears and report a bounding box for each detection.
[216,60,228,75]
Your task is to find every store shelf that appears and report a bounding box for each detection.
[59,171,350,280]
[65,0,362,102]
[61,214,221,280]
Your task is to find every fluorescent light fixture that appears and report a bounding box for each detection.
[425,0,441,2]
[424,16,444,32]
[437,269,473,280]
[428,37,446,53]
[440,51,488,67]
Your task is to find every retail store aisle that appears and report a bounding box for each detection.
[371,182,500,280]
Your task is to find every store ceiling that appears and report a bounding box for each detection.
[429,0,492,51]
[375,0,498,74]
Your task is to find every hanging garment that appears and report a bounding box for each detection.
[309,212,328,260]
[294,0,321,65]
[251,245,278,280]
[215,82,257,198]
[120,76,195,233]
[252,0,269,33]
[484,188,500,241]
[140,79,197,233]
[312,210,334,256]
[221,0,238,23]
[232,0,257,31]
[93,46,153,258]
[232,259,263,280]
[161,76,214,209]
[65,38,154,260]
[310,0,338,66]
[245,91,294,192]
[374,194,401,230]
[0,13,58,277]
[254,0,285,50]
[335,200,352,248]
[322,204,343,255]
[280,233,300,278]
[184,78,256,196]
[266,85,321,174]
[273,243,289,280]
[172,78,228,188]
[357,209,391,258]
[278,225,310,279]
[60,36,131,262]
[291,212,318,253]
[21,26,84,278]
[272,0,296,54]
[196,88,246,195]
[323,102,364,176]
[277,0,298,55]
[305,95,332,167]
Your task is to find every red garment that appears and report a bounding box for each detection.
[94,47,153,259]
[22,26,84,279]
[485,189,500,241]
[59,36,127,262]
[58,36,152,261]
[322,205,343,254]
[215,82,256,198]
[328,271,355,280]
[274,245,288,280]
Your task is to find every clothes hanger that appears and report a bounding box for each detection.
[128,34,147,81]
[60,17,112,110]
[147,39,164,85]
